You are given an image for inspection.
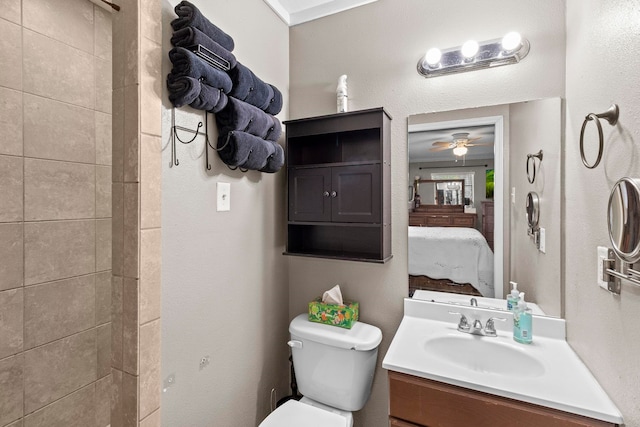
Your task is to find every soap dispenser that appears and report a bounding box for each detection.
[507,281,520,311]
[513,292,533,344]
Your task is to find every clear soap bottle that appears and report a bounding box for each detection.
[507,281,519,311]
[513,292,533,344]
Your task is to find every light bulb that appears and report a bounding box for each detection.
[424,48,442,67]
[502,31,522,51]
[461,40,479,59]
[453,146,468,156]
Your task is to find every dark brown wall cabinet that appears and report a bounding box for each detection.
[284,108,392,263]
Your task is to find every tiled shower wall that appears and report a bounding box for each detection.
[0,0,113,425]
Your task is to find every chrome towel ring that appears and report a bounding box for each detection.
[526,150,543,184]
[579,104,619,169]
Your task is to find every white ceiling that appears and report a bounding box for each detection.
[263,0,378,26]
[408,125,495,163]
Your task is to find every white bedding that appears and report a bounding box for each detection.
[408,226,494,297]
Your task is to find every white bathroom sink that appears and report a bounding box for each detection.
[382,297,623,425]
[424,334,545,378]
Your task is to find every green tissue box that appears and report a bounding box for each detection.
[308,298,359,329]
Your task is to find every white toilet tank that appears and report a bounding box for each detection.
[288,314,383,412]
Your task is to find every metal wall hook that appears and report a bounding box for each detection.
[579,104,620,169]
[526,150,543,184]
[171,109,228,171]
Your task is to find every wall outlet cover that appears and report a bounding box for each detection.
[539,227,546,253]
[597,246,609,290]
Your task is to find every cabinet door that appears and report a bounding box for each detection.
[289,168,331,222]
[331,164,381,223]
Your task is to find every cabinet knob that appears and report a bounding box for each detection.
[323,191,330,197]
[331,191,337,198]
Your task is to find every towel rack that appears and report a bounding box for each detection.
[170,108,230,171]
[526,150,543,184]
[579,104,619,169]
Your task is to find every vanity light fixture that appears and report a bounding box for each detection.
[417,32,530,78]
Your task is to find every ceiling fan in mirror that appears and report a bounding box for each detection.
[429,132,493,156]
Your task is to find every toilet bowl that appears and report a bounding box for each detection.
[259,314,382,427]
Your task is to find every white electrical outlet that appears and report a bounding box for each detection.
[217,182,230,211]
[538,228,546,253]
[597,246,609,290]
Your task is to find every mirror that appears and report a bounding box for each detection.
[408,98,563,317]
[526,192,540,229]
[608,177,640,263]
[415,179,465,206]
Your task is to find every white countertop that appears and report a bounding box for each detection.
[382,298,623,424]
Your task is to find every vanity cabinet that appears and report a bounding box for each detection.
[284,108,391,263]
[388,371,618,427]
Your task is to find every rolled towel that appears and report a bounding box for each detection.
[217,131,276,171]
[264,84,283,115]
[171,0,234,52]
[171,26,237,69]
[215,97,281,142]
[168,47,232,93]
[229,62,281,113]
[228,62,253,101]
[259,141,285,173]
[167,76,228,113]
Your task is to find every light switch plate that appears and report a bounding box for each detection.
[511,187,516,205]
[538,228,546,253]
[217,182,230,211]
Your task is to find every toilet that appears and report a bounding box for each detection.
[260,313,383,427]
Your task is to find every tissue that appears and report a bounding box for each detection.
[322,284,343,306]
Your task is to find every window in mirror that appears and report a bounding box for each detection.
[432,172,475,206]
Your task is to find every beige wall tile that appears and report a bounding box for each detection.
[96,57,113,114]
[23,384,95,427]
[24,220,96,285]
[23,275,95,349]
[112,7,125,91]
[0,354,23,426]
[23,0,94,54]
[140,229,161,324]
[0,0,21,24]
[23,29,95,109]
[122,371,138,427]
[24,159,95,221]
[97,323,111,379]
[96,374,112,427]
[96,166,112,218]
[0,288,23,359]
[24,329,97,413]
[110,368,123,427]
[96,111,112,165]
[95,6,113,61]
[97,219,112,274]
[123,86,140,183]
[141,0,161,43]
[6,419,24,427]
[123,0,139,87]
[0,87,23,156]
[122,277,139,375]
[112,183,124,277]
[123,183,139,278]
[111,276,123,370]
[23,93,95,164]
[0,19,22,90]
[96,271,112,325]
[0,223,23,291]
[140,37,161,137]
[139,319,160,420]
[0,155,23,222]
[112,88,125,182]
[140,409,161,427]
[141,134,161,229]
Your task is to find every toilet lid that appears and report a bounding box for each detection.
[259,400,347,427]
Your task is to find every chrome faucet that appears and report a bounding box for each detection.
[449,312,506,337]
[470,298,478,307]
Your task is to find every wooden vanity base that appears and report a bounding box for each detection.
[388,371,618,427]
[409,274,482,297]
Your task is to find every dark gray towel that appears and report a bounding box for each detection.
[259,141,285,173]
[171,0,234,52]
[265,84,283,115]
[229,62,282,114]
[217,131,276,171]
[168,47,232,93]
[215,97,282,142]
[171,26,237,69]
[167,76,228,113]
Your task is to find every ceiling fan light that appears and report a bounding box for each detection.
[453,146,468,156]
